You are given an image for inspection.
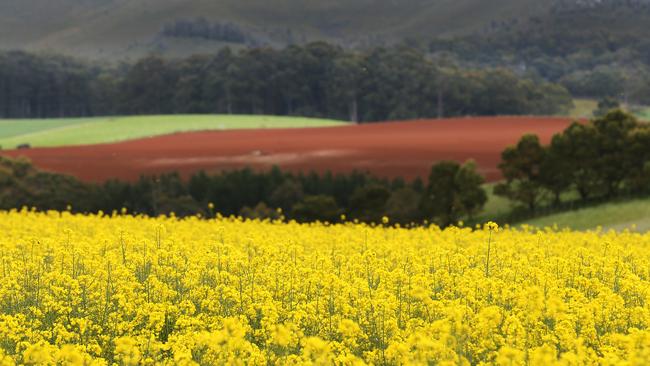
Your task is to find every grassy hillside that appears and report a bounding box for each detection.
[0,115,345,148]
[565,99,650,121]
[2,1,650,62]
[568,99,598,119]
[0,0,545,59]
[478,181,650,232]
[635,106,650,122]
[474,184,512,223]
[522,198,650,232]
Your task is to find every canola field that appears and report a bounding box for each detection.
[1,211,650,365]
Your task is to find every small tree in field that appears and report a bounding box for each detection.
[420,160,487,227]
[348,184,391,223]
[291,195,341,223]
[593,97,620,117]
[385,187,422,224]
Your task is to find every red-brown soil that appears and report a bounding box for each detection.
[1,117,575,183]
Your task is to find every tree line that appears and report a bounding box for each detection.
[495,110,650,214]
[0,156,488,227]
[161,18,255,45]
[0,43,572,120]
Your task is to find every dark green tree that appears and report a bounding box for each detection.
[591,109,639,197]
[626,125,650,193]
[593,97,621,117]
[494,134,546,211]
[240,202,280,220]
[420,160,487,227]
[118,56,177,114]
[550,122,601,201]
[269,179,304,213]
[540,135,573,206]
[384,187,422,224]
[291,195,341,223]
[348,184,391,223]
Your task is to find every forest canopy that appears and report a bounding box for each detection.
[0,44,572,121]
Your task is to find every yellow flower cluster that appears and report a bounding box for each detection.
[0,209,649,365]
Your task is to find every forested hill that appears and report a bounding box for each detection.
[1,0,645,60]
[3,0,650,112]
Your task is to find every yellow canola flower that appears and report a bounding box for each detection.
[114,337,141,366]
[486,221,499,232]
[0,210,648,364]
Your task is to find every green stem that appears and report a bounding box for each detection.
[485,230,492,278]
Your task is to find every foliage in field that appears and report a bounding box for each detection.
[496,110,650,214]
[0,157,488,227]
[0,211,650,364]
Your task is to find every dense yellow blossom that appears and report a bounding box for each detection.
[0,209,649,364]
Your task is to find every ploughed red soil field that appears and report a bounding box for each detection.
[2,117,575,182]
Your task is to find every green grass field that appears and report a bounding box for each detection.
[634,107,650,121]
[474,183,511,223]
[567,99,598,119]
[567,98,650,121]
[0,115,346,148]
[522,198,650,231]
[478,180,650,232]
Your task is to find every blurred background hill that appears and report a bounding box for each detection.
[1,0,648,60]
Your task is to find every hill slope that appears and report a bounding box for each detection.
[0,0,551,59]
[523,198,650,232]
[2,1,649,73]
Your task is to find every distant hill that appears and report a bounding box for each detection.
[0,0,561,60]
[3,0,649,61]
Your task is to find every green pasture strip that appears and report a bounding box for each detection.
[0,115,346,148]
